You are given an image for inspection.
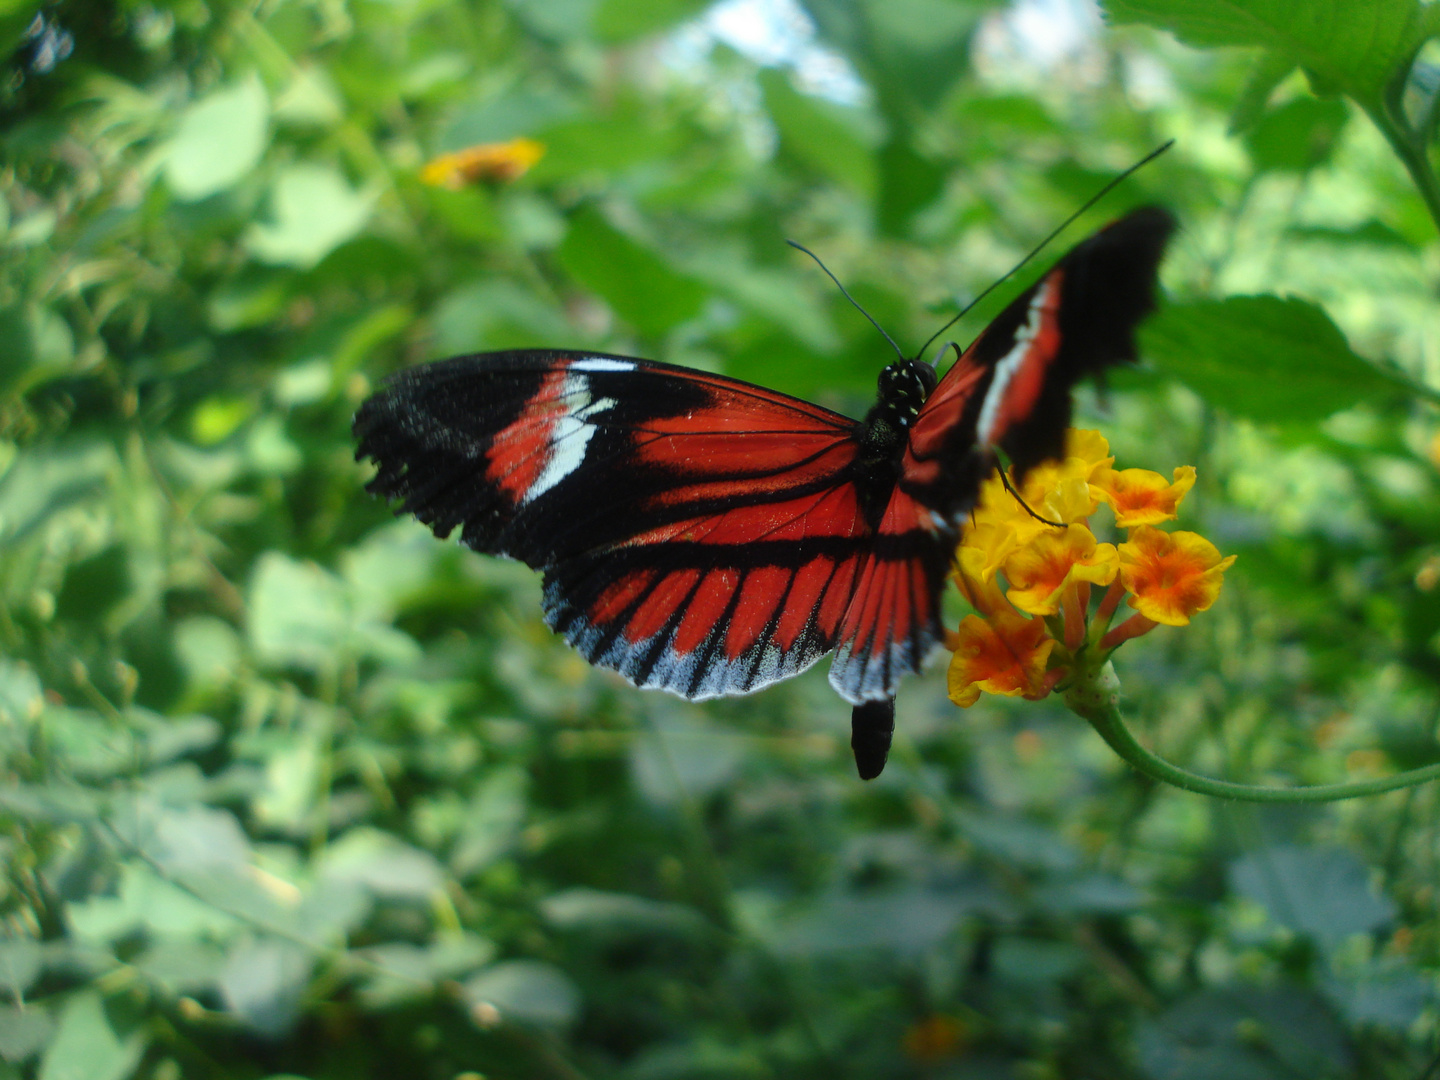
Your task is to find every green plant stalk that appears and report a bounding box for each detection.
[1065,661,1440,803]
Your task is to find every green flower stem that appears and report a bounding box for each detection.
[1065,661,1440,803]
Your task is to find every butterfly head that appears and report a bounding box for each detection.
[876,359,938,430]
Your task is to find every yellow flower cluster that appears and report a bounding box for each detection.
[948,430,1235,708]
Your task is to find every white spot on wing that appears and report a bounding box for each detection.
[525,374,617,502]
[571,357,635,372]
[976,277,1056,447]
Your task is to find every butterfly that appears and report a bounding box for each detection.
[354,206,1176,779]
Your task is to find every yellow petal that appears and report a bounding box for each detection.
[420,137,545,188]
[1064,429,1114,476]
[1004,524,1119,616]
[1040,476,1098,524]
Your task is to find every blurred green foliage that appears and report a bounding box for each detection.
[5,0,1440,1077]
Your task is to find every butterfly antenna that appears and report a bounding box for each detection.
[787,239,906,363]
[918,139,1175,364]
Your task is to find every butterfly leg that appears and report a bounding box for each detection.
[851,697,896,780]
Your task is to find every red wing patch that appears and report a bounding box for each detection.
[972,272,1064,449]
[828,488,950,703]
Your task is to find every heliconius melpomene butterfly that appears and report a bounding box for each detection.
[354,206,1176,779]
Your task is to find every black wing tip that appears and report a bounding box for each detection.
[851,697,896,780]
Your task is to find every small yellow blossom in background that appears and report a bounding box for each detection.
[947,430,1235,709]
[420,137,545,188]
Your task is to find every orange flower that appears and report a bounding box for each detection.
[902,1014,967,1062]
[1003,524,1118,616]
[420,137,545,188]
[1118,525,1236,626]
[948,609,1057,707]
[1095,465,1195,527]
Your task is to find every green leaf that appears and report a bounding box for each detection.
[554,205,706,338]
[355,935,495,1008]
[593,0,709,41]
[0,660,43,725]
[133,940,229,998]
[744,886,991,956]
[219,938,313,1037]
[679,242,840,354]
[66,863,240,944]
[1244,96,1349,172]
[207,273,290,332]
[318,827,446,901]
[1286,220,1415,249]
[876,134,946,236]
[810,0,978,113]
[430,280,569,355]
[463,961,580,1028]
[528,106,684,182]
[1102,0,1427,104]
[245,164,374,269]
[992,938,1086,985]
[37,991,146,1080]
[0,439,114,543]
[55,544,129,625]
[540,888,711,940]
[1325,960,1430,1029]
[0,0,43,60]
[450,767,528,877]
[0,302,74,395]
[630,706,746,804]
[0,939,41,998]
[1231,846,1396,952]
[439,88,577,149]
[759,69,877,197]
[0,1004,52,1064]
[625,1041,769,1080]
[163,73,269,201]
[133,804,252,873]
[1138,989,1352,1080]
[1139,296,1409,422]
[1228,49,1296,133]
[247,553,349,671]
[508,0,597,39]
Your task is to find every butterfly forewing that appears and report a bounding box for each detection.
[899,205,1177,526]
